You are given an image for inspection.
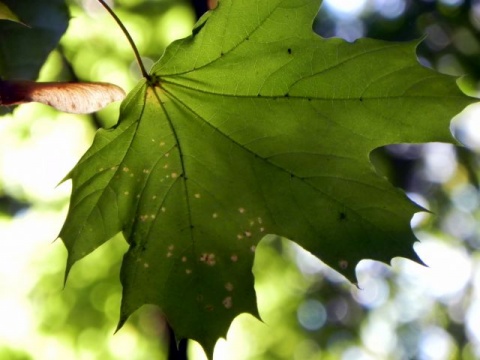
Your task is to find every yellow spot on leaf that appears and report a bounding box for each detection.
[225,282,234,291]
[200,253,216,266]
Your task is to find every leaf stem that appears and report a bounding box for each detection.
[167,323,188,360]
[96,0,149,79]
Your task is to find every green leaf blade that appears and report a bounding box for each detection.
[60,0,476,357]
[117,86,262,356]
[0,2,24,25]
[0,0,68,80]
[60,82,148,272]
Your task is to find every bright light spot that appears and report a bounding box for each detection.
[342,346,377,360]
[466,265,480,351]
[81,0,113,16]
[374,0,407,19]
[421,143,457,183]
[407,192,430,228]
[297,299,327,331]
[295,245,325,275]
[213,314,266,360]
[0,298,33,344]
[189,340,208,360]
[413,236,472,299]
[156,6,196,46]
[466,266,480,358]
[451,184,480,212]
[440,0,464,7]
[323,0,368,18]
[0,207,69,358]
[390,275,432,323]
[418,327,456,360]
[0,107,92,203]
[37,337,76,360]
[108,326,139,358]
[453,103,480,150]
[443,208,476,239]
[466,301,480,346]
[334,19,366,41]
[352,276,389,308]
[361,316,397,356]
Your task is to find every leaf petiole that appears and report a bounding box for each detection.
[96,0,149,79]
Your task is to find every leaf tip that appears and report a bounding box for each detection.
[62,252,77,287]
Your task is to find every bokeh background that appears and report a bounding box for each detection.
[1,0,480,359]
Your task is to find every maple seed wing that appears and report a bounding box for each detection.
[0,81,126,114]
[30,82,127,114]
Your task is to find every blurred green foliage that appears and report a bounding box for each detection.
[0,0,68,80]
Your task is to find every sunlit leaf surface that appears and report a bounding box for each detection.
[60,0,475,356]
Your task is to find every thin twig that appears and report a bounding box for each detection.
[96,0,149,79]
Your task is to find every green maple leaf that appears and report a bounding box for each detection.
[0,2,23,25]
[0,0,68,80]
[59,0,475,356]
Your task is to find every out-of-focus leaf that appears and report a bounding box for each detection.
[0,2,26,26]
[0,0,69,80]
